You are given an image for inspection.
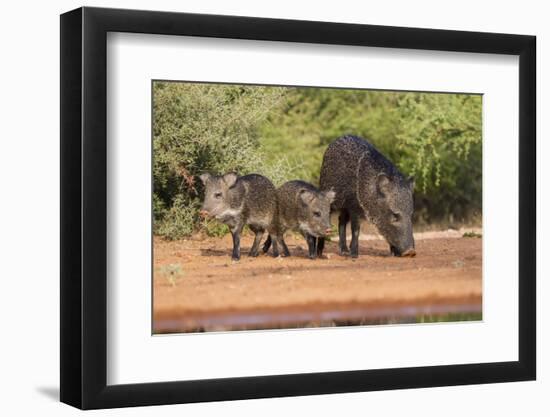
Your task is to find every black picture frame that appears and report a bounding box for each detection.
[60,6,536,410]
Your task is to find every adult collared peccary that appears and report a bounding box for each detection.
[317,135,416,258]
[262,181,335,259]
[199,173,278,260]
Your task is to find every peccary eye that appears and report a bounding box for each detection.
[313,211,321,218]
[214,192,222,199]
[391,212,400,223]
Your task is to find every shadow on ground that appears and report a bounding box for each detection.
[36,386,59,401]
[199,243,391,259]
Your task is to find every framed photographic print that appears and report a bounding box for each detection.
[60,6,536,409]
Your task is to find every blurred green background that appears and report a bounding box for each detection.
[153,81,482,239]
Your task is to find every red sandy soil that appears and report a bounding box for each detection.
[153,232,482,333]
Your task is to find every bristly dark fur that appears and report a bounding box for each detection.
[262,180,334,259]
[199,173,278,260]
[318,135,415,258]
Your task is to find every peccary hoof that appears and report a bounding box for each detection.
[339,248,350,256]
[248,251,259,257]
[350,252,358,259]
[231,255,240,261]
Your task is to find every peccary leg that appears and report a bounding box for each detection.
[280,237,291,257]
[262,235,272,254]
[231,224,244,261]
[338,209,350,256]
[248,228,264,257]
[350,214,360,258]
[306,234,317,259]
[317,237,325,257]
[271,234,280,258]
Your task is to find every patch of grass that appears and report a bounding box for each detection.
[168,312,484,333]
[451,259,465,268]
[416,312,482,323]
[199,221,255,238]
[158,263,184,287]
[202,220,230,238]
[155,201,197,240]
[463,231,482,238]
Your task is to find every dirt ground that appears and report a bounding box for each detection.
[153,230,482,333]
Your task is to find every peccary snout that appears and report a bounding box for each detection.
[401,248,416,257]
[371,173,415,257]
[296,187,335,238]
[199,172,239,221]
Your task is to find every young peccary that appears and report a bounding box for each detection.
[262,181,335,259]
[199,173,278,260]
[317,135,416,258]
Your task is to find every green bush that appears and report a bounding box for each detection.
[155,195,198,240]
[153,82,291,239]
[153,82,482,239]
[260,88,482,225]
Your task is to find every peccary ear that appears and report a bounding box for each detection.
[223,172,238,188]
[299,189,316,205]
[199,173,211,184]
[376,173,392,197]
[408,176,415,191]
[324,189,336,204]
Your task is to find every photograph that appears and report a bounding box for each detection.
[50,1,539,412]
[152,81,483,334]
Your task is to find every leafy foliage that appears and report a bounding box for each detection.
[153,82,289,239]
[260,88,482,225]
[153,82,482,239]
[395,93,482,191]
